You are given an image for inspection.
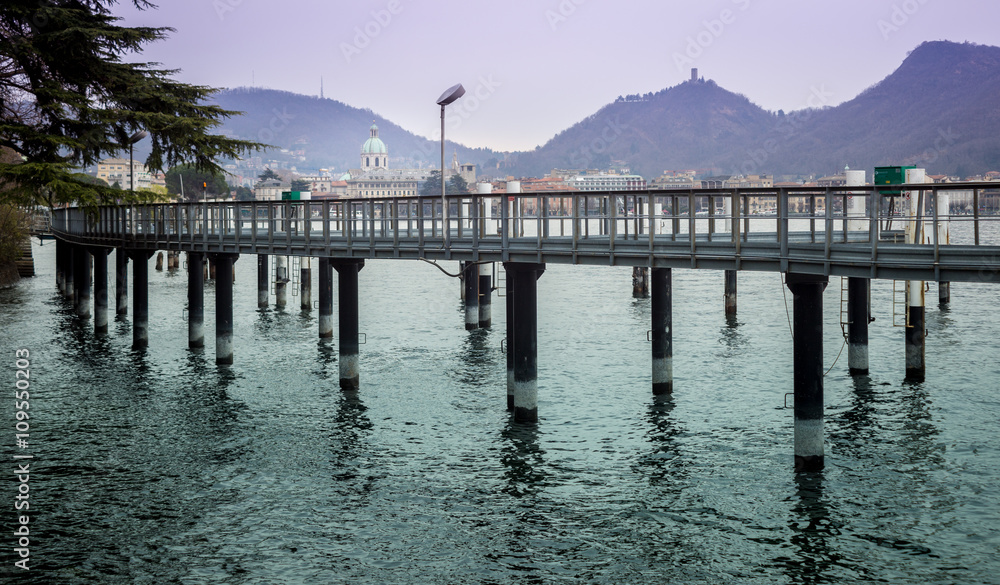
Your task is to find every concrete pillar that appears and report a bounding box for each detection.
[116,248,128,315]
[155,251,164,271]
[506,270,515,410]
[131,251,151,349]
[334,260,364,390]
[632,267,649,298]
[300,257,312,311]
[212,254,237,364]
[275,255,288,308]
[939,282,950,305]
[847,277,869,375]
[188,251,205,348]
[257,254,269,308]
[75,247,91,318]
[318,257,333,338]
[94,249,109,334]
[55,239,65,294]
[725,270,737,316]
[465,261,479,330]
[64,244,75,302]
[479,262,492,328]
[905,280,925,382]
[504,262,545,423]
[785,273,828,472]
[651,267,673,395]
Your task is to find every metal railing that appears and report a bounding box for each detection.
[52,183,1000,281]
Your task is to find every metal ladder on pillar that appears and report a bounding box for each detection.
[270,255,291,296]
[496,263,506,296]
[290,256,300,297]
[839,277,850,339]
[892,280,908,327]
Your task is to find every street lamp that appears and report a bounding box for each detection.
[127,130,148,197]
[436,83,465,245]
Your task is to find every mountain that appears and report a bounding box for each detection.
[510,40,1000,178]
[209,88,499,172]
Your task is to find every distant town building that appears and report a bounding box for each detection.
[567,172,646,191]
[97,157,150,190]
[254,178,287,201]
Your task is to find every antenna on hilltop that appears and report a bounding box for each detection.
[320,76,324,99]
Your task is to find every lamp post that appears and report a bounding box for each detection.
[436,83,465,246]
[127,130,148,196]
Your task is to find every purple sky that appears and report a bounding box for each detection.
[116,0,998,152]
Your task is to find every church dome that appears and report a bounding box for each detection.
[361,123,387,154]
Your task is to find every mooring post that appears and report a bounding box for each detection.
[275,255,288,308]
[725,269,737,316]
[300,257,312,311]
[479,262,492,328]
[318,257,333,338]
[786,272,828,472]
[212,254,237,364]
[847,277,869,375]
[93,248,110,334]
[116,248,128,316]
[130,250,152,349]
[75,246,92,318]
[504,262,545,423]
[939,282,950,305]
[188,251,205,348]
[55,239,65,294]
[465,261,479,330]
[257,254,268,308]
[651,267,673,394]
[506,269,515,410]
[905,280,926,382]
[334,259,364,390]
[632,266,649,298]
[155,251,164,271]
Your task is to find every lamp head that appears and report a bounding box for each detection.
[436,83,465,106]
[128,130,149,144]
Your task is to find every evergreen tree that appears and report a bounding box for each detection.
[290,178,311,191]
[165,164,228,200]
[258,168,281,182]
[0,1,261,208]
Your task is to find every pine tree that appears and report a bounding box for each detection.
[0,0,261,208]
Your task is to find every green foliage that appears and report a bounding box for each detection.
[234,185,253,201]
[290,179,311,191]
[165,164,228,200]
[419,171,469,197]
[258,168,281,182]
[0,0,262,208]
[0,204,30,264]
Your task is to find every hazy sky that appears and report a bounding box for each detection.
[116,0,998,152]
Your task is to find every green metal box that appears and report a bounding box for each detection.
[874,166,916,194]
[280,191,312,201]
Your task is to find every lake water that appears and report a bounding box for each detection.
[2,239,999,584]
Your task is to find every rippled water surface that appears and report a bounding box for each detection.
[2,240,999,584]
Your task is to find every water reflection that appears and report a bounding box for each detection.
[639,394,686,485]
[779,472,842,584]
[500,421,546,498]
[454,328,496,388]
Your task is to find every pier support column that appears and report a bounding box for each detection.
[130,250,153,349]
[188,251,205,348]
[724,270,737,317]
[275,255,288,308]
[479,262,492,328]
[938,282,950,305]
[116,248,128,316]
[300,257,312,311]
[465,261,479,330]
[211,253,237,364]
[318,257,333,338]
[334,259,365,390]
[905,279,925,382]
[506,270,515,410]
[55,239,65,294]
[257,254,269,308]
[93,248,110,334]
[651,267,673,395]
[632,267,649,298]
[504,262,545,423]
[64,244,75,302]
[75,247,92,318]
[847,277,869,375]
[786,273,828,472]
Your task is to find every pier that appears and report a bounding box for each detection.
[50,183,1000,470]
